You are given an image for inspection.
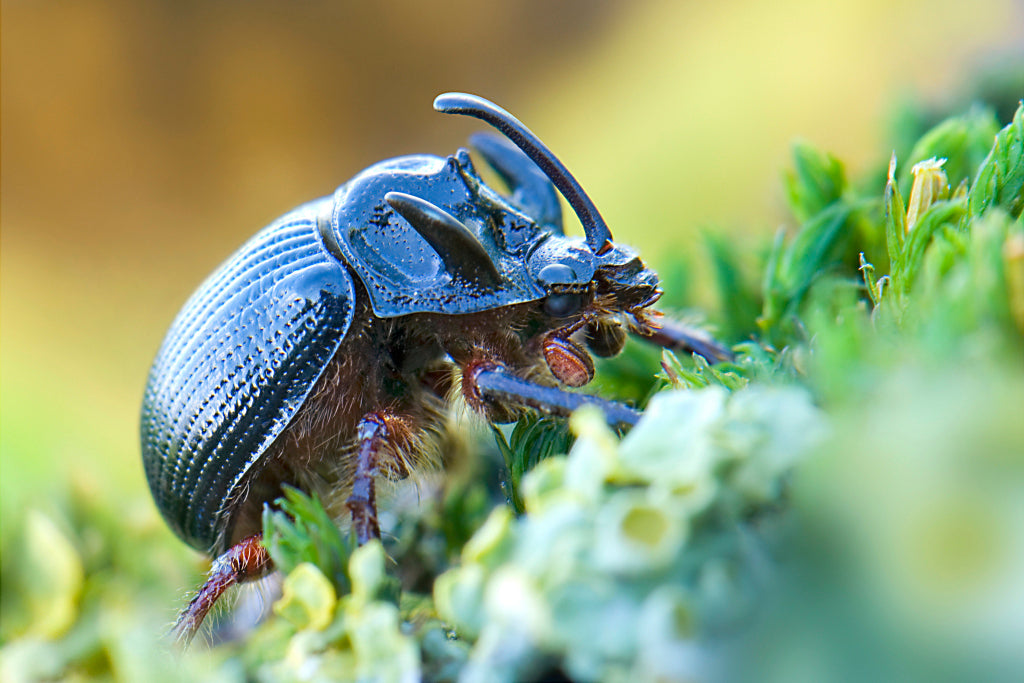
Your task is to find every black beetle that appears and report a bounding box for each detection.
[141,92,729,643]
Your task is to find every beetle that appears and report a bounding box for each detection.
[141,92,730,643]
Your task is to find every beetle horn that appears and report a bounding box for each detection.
[469,132,564,235]
[434,92,614,255]
[385,191,502,290]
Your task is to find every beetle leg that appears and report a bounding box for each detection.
[635,311,735,363]
[464,360,641,427]
[172,533,271,646]
[542,334,595,387]
[346,413,389,544]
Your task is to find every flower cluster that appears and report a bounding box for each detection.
[434,387,825,682]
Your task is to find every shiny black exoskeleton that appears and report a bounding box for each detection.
[141,93,728,643]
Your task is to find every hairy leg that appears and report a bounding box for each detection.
[638,315,734,363]
[463,360,641,427]
[172,533,271,646]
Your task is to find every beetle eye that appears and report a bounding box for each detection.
[537,262,576,286]
[544,292,583,318]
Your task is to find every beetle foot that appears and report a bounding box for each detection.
[172,533,271,647]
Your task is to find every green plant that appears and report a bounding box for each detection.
[3,98,1021,683]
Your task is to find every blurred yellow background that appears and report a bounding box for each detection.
[2,0,1022,544]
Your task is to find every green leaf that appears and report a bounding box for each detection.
[858,253,883,308]
[901,199,968,293]
[658,348,707,389]
[491,415,573,515]
[760,203,855,340]
[273,562,337,631]
[658,349,749,391]
[758,228,787,335]
[784,139,846,223]
[703,232,762,340]
[902,105,1001,189]
[263,487,354,595]
[777,203,854,297]
[968,102,1024,220]
[884,152,908,287]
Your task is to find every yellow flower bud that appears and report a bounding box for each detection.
[906,157,950,231]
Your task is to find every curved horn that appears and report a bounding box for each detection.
[469,132,563,235]
[385,191,502,290]
[434,92,613,254]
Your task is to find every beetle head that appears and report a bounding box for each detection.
[435,93,661,321]
[326,93,660,337]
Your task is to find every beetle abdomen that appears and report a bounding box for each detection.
[141,200,356,554]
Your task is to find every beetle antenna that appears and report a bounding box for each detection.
[434,92,614,255]
[385,191,503,290]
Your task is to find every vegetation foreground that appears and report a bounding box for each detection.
[2,100,1022,682]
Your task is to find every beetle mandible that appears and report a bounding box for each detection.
[141,92,730,643]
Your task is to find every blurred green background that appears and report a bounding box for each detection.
[1,0,1022,652]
